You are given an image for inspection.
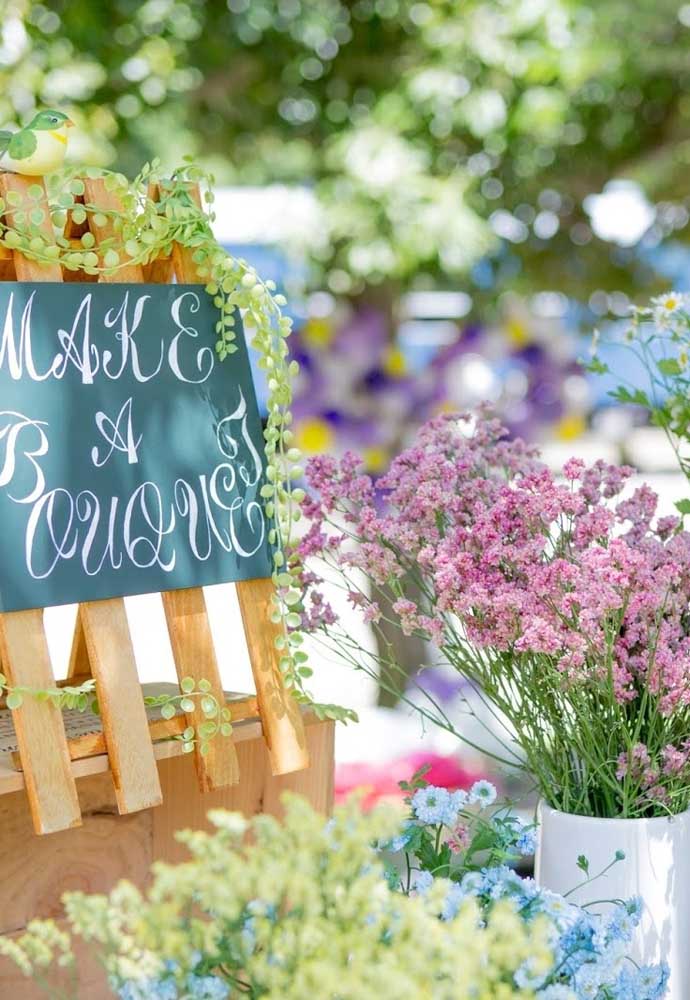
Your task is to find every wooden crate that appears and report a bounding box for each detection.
[0,711,334,999]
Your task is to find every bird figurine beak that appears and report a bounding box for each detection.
[65,119,75,128]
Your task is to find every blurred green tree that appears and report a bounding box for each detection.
[3,0,690,301]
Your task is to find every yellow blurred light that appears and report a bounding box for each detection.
[505,317,531,346]
[294,418,335,453]
[554,413,586,441]
[362,446,389,472]
[382,347,407,377]
[302,317,333,348]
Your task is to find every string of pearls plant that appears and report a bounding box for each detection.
[0,157,354,735]
[0,672,232,756]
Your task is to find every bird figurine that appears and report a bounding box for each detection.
[0,110,74,177]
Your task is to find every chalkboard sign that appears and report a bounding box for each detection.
[0,282,272,612]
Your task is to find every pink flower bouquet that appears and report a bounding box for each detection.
[297,411,690,818]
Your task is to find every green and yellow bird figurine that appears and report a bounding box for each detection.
[0,109,74,177]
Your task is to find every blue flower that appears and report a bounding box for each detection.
[514,956,548,991]
[468,780,497,807]
[185,974,230,999]
[412,869,434,894]
[440,882,466,921]
[625,895,644,926]
[411,786,451,824]
[385,821,416,853]
[629,962,670,999]
[539,987,576,999]
[441,788,468,827]
[515,822,537,857]
[117,979,178,1000]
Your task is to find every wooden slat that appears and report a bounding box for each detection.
[8,694,257,767]
[166,184,309,775]
[0,175,62,281]
[0,611,81,834]
[0,244,15,281]
[0,174,82,834]
[162,588,240,790]
[78,602,162,813]
[236,578,310,774]
[67,613,90,680]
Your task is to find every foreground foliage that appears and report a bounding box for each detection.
[2,796,554,999]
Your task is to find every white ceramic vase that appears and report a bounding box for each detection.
[535,803,690,1000]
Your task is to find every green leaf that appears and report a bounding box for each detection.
[576,854,589,875]
[675,499,690,516]
[201,696,217,717]
[198,678,212,693]
[161,702,176,720]
[610,386,650,407]
[584,356,609,375]
[180,697,195,713]
[180,677,195,694]
[6,691,23,710]
[657,358,683,376]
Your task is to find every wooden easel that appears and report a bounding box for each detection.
[0,174,309,835]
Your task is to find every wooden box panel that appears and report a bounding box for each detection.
[0,717,334,998]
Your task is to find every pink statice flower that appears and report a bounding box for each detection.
[299,409,690,817]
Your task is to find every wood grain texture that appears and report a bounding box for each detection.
[162,588,240,791]
[0,611,81,835]
[82,177,144,283]
[236,577,309,775]
[9,694,257,768]
[154,717,333,864]
[0,919,110,999]
[79,601,163,814]
[0,715,333,999]
[0,174,61,281]
[0,771,151,935]
[0,175,82,835]
[67,613,91,680]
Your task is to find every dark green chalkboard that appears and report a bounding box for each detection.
[0,282,272,612]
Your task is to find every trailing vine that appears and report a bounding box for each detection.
[0,158,355,731]
[0,672,232,756]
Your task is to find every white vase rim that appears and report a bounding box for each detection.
[538,801,690,827]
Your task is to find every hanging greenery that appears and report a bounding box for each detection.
[0,158,355,738]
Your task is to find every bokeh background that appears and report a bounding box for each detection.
[4,0,690,805]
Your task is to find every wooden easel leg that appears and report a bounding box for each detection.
[236,578,309,775]
[79,601,162,814]
[162,588,240,791]
[0,611,81,834]
[67,611,91,681]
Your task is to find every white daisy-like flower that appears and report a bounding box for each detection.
[651,291,688,328]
